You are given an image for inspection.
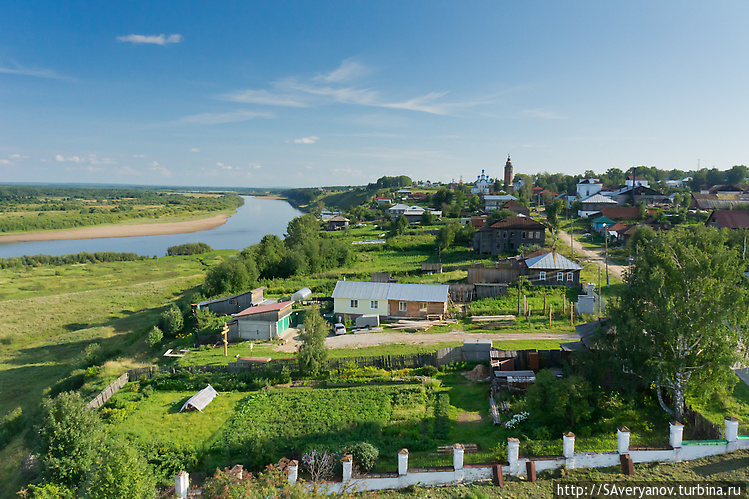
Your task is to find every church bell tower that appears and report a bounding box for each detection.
[504,155,513,191]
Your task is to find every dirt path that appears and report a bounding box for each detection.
[275,330,580,353]
[541,208,625,281]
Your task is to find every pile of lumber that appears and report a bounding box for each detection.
[389,319,457,331]
[471,315,515,328]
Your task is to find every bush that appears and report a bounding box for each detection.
[159,305,184,337]
[419,365,439,377]
[147,326,163,348]
[344,442,379,472]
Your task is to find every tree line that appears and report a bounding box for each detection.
[0,251,150,269]
[203,214,351,297]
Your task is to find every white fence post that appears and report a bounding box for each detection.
[341,454,353,482]
[288,460,298,484]
[669,422,684,448]
[175,471,189,499]
[398,448,409,476]
[617,426,631,454]
[507,438,519,475]
[453,443,464,470]
[725,417,739,442]
[563,432,576,469]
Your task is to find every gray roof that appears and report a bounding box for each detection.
[581,193,618,204]
[524,251,583,271]
[331,280,449,303]
[180,384,218,413]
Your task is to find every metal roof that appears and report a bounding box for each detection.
[331,280,449,303]
[524,251,583,271]
[180,385,218,413]
[581,193,618,204]
[233,301,292,317]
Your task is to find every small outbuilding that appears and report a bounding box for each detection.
[229,301,293,341]
[180,385,218,413]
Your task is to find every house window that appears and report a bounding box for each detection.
[370,300,378,309]
[503,231,507,238]
[522,231,526,239]
[567,272,574,281]
[399,301,407,312]
[536,231,541,239]
[539,271,546,281]
[228,299,236,305]
[350,299,358,308]
[420,302,427,311]
[557,272,564,281]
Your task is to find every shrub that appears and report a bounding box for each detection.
[344,442,379,472]
[147,326,163,348]
[159,305,183,337]
[419,365,439,377]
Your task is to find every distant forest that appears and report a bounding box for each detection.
[0,185,243,233]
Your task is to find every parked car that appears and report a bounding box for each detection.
[334,323,347,335]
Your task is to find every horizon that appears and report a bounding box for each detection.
[2,1,748,188]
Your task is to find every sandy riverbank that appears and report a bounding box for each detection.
[0,213,230,243]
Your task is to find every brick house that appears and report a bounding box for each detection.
[331,281,449,320]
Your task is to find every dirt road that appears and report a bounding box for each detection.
[275,330,580,353]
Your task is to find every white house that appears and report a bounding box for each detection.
[576,178,603,199]
[331,281,449,320]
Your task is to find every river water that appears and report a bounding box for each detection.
[0,196,303,258]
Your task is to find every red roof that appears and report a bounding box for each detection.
[233,301,293,318]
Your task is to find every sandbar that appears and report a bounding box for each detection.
[0,214,230,243]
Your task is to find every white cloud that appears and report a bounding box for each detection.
[176,109,274,125]
[0,61,68,80]
[116,34,184,45]
[10,153,27,159]
[55,155,65,162]
[292,136,319,144]
[69,156,82,163]
[133,154,145,158]
[88,154,116,165]
[149,161,159,167]
[220,89,308,107]
[190,148,200,153]
[249,163,262,169]
[55,154,84,163]
[150,165,173,177]
[314,58,371,83]
[0,159,9,165]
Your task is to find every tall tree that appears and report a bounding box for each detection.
[40,392,105,486]
[608,226,749,421]
[297,308,329,377]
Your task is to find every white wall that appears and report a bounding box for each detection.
[334,297,387,318]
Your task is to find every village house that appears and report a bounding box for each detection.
[578,193,617,217]
[194,286,266,316]
[473,216,546,255]
[705,210,749,229]
[484,194,519,211]
[520,249,583,287]
[576,178,604,199]
[607,185,669,207]
[331,280,449,320]
[228,301,293,341]
[386,204,441,223]
[375,197,392,205]
[326,215,350,231]
[690,193,749,210]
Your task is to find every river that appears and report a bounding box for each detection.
[0,196,303,258]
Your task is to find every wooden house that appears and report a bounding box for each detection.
[331,281,449,320]
[228,301,293,341]
[194,286,266,316]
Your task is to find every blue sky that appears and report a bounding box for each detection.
[1,1,748,187]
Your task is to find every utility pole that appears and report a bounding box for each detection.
[604,224,609,287]
[597,268,601,320]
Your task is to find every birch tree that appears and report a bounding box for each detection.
[609,226,749,421]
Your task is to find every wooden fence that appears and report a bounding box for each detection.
[88,373,129,409]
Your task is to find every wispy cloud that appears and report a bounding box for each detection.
[190,148,200,153]
[116,34,184,45]
[523,108,566,120]
[289,136,319,144]
[220,89,308,107]
[176,110,274,125]
[0,159,9,165]
[55,155,83,163]
[220,58,491,116]
[0,61,68,80]
[314,58,371,83]
[330,167,364,177]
